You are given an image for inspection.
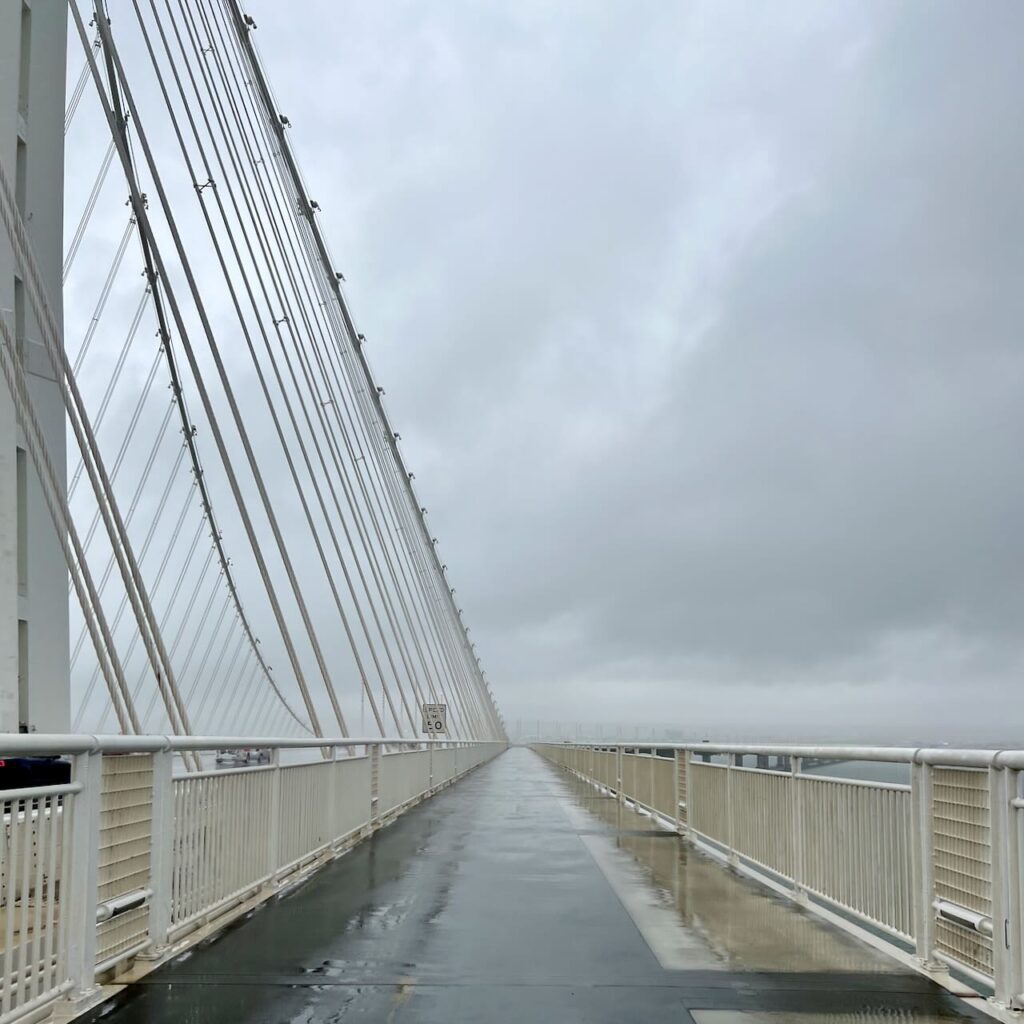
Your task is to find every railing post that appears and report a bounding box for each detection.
[616,745,624,804]
[911,759,937,968]
[990,765,1022,1008]
[328,745,339,849]
[1008,768,1024,1010]
[266,747,282,885]
[790,755,806,904]
[370,743,381,826]
[673,749,683,834]
[66,751,102,997]
[683,748,694,839]
[726,753,737,868]
[145,749,174,954]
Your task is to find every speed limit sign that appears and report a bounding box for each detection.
[421,703,447,735]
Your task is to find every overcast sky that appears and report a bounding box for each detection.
[103,1,1023,742]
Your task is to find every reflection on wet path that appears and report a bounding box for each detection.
[557,771,900,973]
[78,748,988,1024]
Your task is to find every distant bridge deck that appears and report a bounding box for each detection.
[77,748,983,1024]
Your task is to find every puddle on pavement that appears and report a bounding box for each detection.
[557,773,903,975]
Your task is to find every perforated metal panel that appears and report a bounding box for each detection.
[677,753,688,825]
[96,754,152,964]
[932,767,992,975]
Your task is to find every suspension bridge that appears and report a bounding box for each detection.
[0,2,1022,1022]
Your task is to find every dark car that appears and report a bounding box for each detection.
[0,756,72,791]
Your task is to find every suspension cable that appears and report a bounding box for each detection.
[215,0,495,737]
[145,0,420,736]
[78,0,333,742]
[199,0,484,737]
[66,31,101,132]
[0,121,198,761]
[63,140,116,282]
[0,310,137,732]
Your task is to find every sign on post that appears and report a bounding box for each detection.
[421,703,447,735]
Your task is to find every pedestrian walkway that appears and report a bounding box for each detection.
[79,747,988,1023]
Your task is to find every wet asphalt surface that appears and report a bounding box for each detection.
[79,748,989,1023]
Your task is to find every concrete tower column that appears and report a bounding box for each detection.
[0,0,70,732]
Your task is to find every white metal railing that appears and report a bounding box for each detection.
[0,734,503,1023]
[534,740,1024,1017]
[0,784,76,1020]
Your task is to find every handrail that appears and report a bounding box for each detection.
[0,781,83,801]
[541,739,1024,769]
[0,734,478,756]
[535,739,1024,1012]
[0,736,504,1023]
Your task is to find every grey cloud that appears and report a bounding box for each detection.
[186,0,1024,739]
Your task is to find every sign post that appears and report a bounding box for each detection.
[421,703,447,735]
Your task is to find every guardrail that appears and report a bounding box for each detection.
[0,734,504,1023]
[534,740,1024,1016]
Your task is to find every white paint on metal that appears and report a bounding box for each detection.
[0,735,502,1022]
[534,738,1024,1020]
[0,0,70,734]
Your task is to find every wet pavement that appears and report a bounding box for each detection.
[81,747,989,1023]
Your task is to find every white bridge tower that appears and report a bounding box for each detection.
[0,0,69,733]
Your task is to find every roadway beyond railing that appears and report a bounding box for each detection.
[534,740,1024,1018]
[0,735,504,1023]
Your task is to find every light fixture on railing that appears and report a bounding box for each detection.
[933,899,993,937]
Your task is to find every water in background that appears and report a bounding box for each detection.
[803,759,910,786]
